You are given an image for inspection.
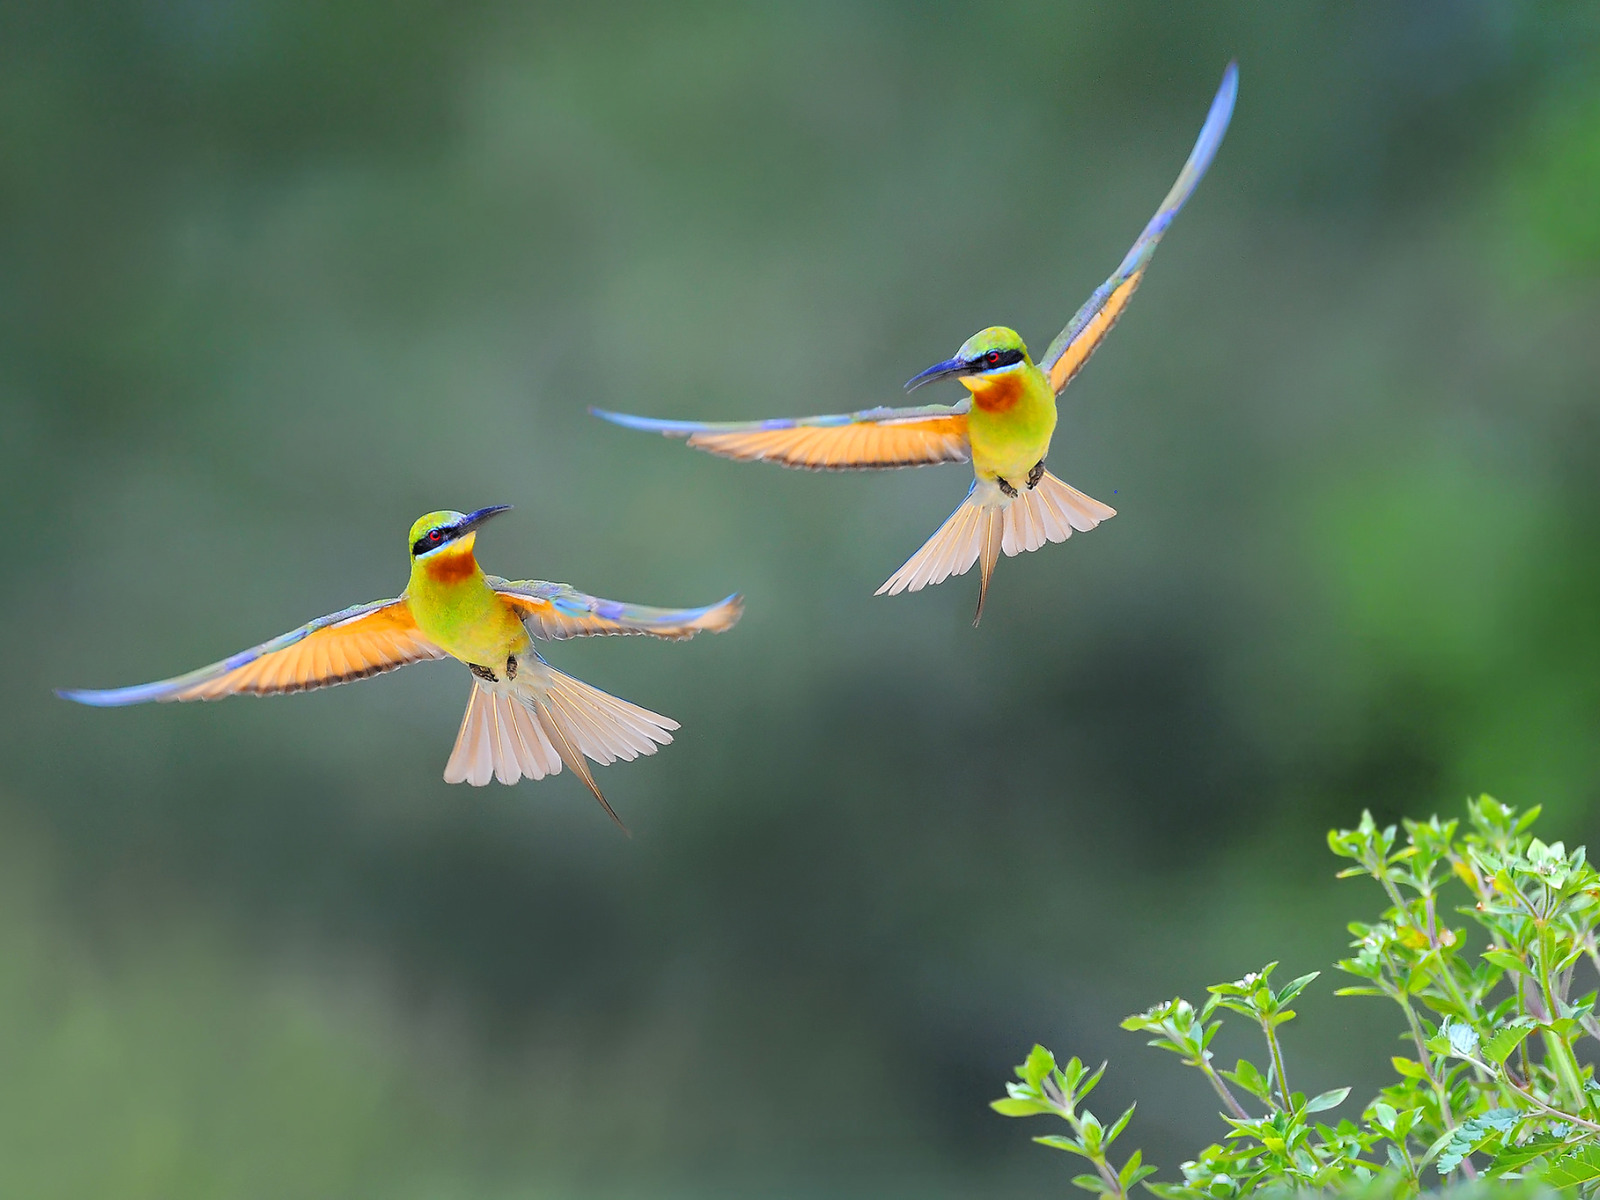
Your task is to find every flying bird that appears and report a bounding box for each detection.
[594,63,1237,623]
[58,506,742,832]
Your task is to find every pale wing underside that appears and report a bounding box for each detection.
[489,577,744,641]
[1039,62,1238,395]
[58,599,446,705]
[591,402,971,470]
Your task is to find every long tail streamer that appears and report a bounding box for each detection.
[443,662,677,833]
[877,472,1115,624]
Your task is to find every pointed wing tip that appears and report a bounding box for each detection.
[1196,63,1239,155]
[709,592,745,629]
[588,408,695,438]
[57,685,156,707]
[1215,60,1239,114]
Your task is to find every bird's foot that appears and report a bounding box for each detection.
[468,663,498,683]
[1026,460,1045,489]
[996,476,1018,498]
[505,655,518,680]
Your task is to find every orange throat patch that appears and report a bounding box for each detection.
[422,545,479,584]
[970,372,1023,413]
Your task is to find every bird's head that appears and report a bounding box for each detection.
[904,326,1032,393]
[407,505,512,564]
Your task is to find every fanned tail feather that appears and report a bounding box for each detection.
[442,664,678,834]
[1000,470,1116,555]
[444,681,561,788]
[876,471,1115,624]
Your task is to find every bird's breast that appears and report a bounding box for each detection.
[409,557,530,666]
[966,368,1058,482]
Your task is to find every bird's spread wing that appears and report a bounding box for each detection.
[1038,62,1237,395]
[490,578,744,641]
[591,402,971,471]
[58,598,446,706]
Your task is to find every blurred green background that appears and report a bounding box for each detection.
[5,2,1600,1195]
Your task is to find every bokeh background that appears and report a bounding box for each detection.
[5,2,1600,1195]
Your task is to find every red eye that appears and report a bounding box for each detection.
[429,529,443,541]
[987,351,1001,364]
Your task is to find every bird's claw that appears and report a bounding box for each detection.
[469,663,498,683]
[1027,461,1045,489]
[996,476,1018,499]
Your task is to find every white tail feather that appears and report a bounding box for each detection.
[877,470,1115,623]
[442,660,679,832]
[1001,469,1116,555]
[443,680,561,787]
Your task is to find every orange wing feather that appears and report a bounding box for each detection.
[1046,272,1143,394]
[591,404,971,471]
[1038,64,1236,396]
[491,579,744,641]
[59,599,447,706]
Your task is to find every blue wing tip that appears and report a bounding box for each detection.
[57,681,176,707]
[589,407,696,437]
[1206,61,1239,138]
[57,686,126,708]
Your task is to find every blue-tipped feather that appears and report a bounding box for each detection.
[1039,62,1238,380]
[55,598,425,706]
[590,405,959,436]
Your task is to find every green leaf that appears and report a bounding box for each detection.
[1481,947,1525,973]
[1080,1061,1107,1102]
[1070,1173,1109,1193]
[991,1098,1056,1118]
[1118,1149,1156,1189]
[1033,1134,1088,1156]
[1221,1058,1271,1103]
[1480,1018,1536,1066]
[1545,1144,1600,1188]
[1080,1109,1103,1153]
[1489,1134,1570,1175]
[1061,1056,1087,1093]
[1435,1107,1518,1175]
[1305,1086,1350,1113]
[1277,972,1320,1005]
[1023,1044,1056,1089]
[1390,1056,1428,1080]
[1104,1103,1136,1148]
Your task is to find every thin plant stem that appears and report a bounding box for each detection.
[1261,1017,1291,1108]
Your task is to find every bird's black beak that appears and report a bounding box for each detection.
[903,355,973,393]
[458,504,513,533]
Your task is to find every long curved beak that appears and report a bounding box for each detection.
[459,504,513,532]
[903,356,972,393]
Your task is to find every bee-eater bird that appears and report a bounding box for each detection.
[593,63,1236,623]
[57,506,742,832]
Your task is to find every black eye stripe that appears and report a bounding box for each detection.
[411,526,457,556]
[972,348,1024,370]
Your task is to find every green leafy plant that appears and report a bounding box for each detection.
[994,796,1600,1196]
